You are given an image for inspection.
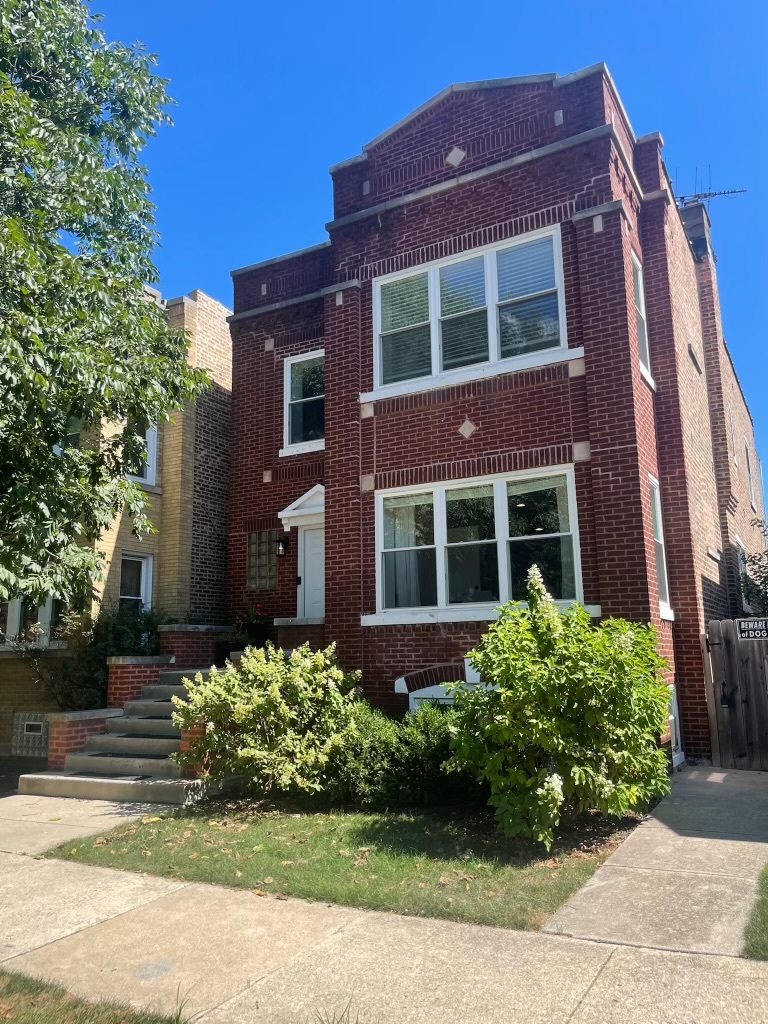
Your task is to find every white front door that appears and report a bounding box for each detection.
[300,526,325,618]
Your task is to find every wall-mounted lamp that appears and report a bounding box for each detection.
[276,535,289,557]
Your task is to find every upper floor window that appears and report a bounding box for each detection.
[281,351,325,456]
[127,420,158,486]
[373,227,566,394]
[631,255,652,380]
[377,468,580,614]
[649,476,672,619]
[745,440,756,509]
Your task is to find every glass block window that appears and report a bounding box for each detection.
[248,530,278,591]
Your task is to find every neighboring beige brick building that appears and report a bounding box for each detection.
[0,288,232,754]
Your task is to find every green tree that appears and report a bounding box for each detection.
[741,520,768,615]
[0,0,208,609]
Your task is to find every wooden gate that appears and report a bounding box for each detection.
[702,619,768,769]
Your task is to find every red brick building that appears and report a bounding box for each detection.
[227,63,764,762]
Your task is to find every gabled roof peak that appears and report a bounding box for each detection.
[328,62,627,174]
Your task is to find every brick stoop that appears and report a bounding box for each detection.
[18,665,216,805]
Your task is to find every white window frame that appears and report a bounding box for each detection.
[0,597,65,650]
[745,439,757,511]
[280,349,326,457]
[119,553,153,610]
[367,226,576,402]
[729,404,738,465]
[366,464,585,625]
[631,253,654,387]
[127,423,158,487]
[734,535,753,614]
[649,475,673,621]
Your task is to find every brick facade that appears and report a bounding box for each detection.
[228,64,762,760]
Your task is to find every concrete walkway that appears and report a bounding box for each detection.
[1,778,767,1023]
[545,766,768,955]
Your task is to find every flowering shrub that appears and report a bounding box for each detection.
[449,567,671,847]
[173,642,360,794]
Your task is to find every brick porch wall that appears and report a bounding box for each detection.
[48,709,124,770]
[106,655,175,707]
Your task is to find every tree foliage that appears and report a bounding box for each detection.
[449,567,671,848]
[741,519,768,615]
[0,0,208,607]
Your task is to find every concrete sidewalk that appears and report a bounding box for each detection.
[545,766,768,955]
[1,784,768,1023]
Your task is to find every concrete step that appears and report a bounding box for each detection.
[157,669,211,687]
[85,734,181,757]
[123,699,175,719]
[142,684,188,701]
[65,752,181,779]
[18,771,214,805]
[105,717,180,738]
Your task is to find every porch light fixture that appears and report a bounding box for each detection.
[276,535,289,557]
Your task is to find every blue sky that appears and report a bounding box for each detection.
[96,0,767,457]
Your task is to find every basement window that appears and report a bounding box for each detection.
[372,226,567,396]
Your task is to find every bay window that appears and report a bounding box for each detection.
[373,227,567,393]
[377,468,581,614]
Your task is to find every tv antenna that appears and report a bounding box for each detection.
[676,188,746,208]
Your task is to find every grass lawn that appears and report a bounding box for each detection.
[49,802,635,931]
[744,863,768,959]
[0,970,179,1023]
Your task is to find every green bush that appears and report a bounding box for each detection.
[43,605,164,710]
[173,642,361,794]
[449,566,672,848]
[330,701,480,809]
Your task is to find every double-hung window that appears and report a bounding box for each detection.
[745,440,756,509]
[378,468,580,614]
[127,420,158,486]
[631,255,652,379]
[649,477,672,618]
[119,554,153,611]
[282,351,325,455]
[374,227,566,393]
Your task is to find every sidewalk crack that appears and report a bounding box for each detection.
[566,947,615,1022]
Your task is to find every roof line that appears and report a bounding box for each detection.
[231,241,331,278]
[328,62,626,174]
